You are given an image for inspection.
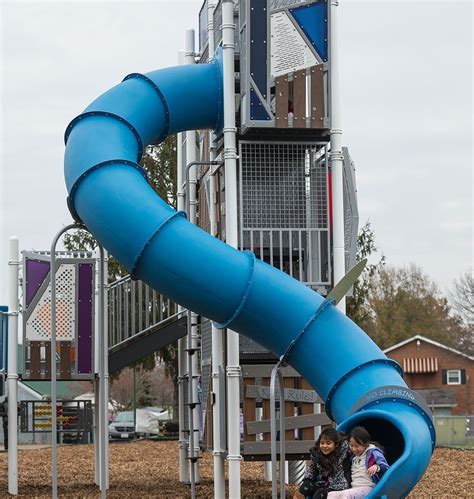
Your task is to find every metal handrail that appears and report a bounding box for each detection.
[108,274,179,350]
[108,311,185,353]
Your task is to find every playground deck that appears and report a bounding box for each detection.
[0,440,471,497]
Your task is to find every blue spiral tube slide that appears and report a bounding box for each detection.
[64,54,434,497]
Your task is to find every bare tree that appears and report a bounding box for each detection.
[450,269,474,354]
[451,269,474,326]
[109,364,175,411]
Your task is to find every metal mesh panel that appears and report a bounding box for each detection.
[239,141,330,287]
[26,264,76,341]
[200,363,211,436]
[213,0,223,49]
[199,0,209,53]
[200,317,212,363]
[342,147,359,275]
[240,142,327,229]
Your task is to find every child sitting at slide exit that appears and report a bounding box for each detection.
[327,426,389,499]
[294,428,351,499]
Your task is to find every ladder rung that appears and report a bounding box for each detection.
[184,348,199,355]
[185,402,200,409]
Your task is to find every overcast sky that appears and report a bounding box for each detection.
[0,0,472,303]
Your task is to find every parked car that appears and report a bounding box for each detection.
[108,411,136,440]
[161,420,179,438]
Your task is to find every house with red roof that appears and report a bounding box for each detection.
[384,335,473,416]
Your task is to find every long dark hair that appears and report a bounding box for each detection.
[349,426,385,453]
[314,428,345,472]
[349,426,371,446]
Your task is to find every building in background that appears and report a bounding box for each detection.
[384,335,474,416]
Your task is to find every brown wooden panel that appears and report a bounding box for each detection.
[310,64,325,129]
[245,384,322,404]
[301,378,317,440]
[201,132,210,164]
[242,364,302,378]
[198,181,210,233]
[202,382,213,450]
[60,341,71,380]
[293,69,307,128]
[29,342,41,378]
[45,342,51,379]
[246,412,332,435]
[275,75,289,128]
[284,377,295,440]
[243,377,256,443]
[216,170,225,240]
[262,377,271,441]
[214,172,220,237]
[243,440,314,455]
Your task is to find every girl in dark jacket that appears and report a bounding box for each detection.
[297,428,352,499]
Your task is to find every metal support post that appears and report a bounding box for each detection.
[176,49,190,485]
[7,236,19,496]
[94,377,100,485]
[208,5,226,492]
[222,2,242,497]
[186,312,199,499]
[270,360,286,499]
[103,249,110,489]
[98,244,108,496]
[330,0,346,313]
[50,223,79,499]
[177,337,189,483]
[185,29,201,485]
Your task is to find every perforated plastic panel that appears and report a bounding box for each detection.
[26,264,76,341]
[270,0,308,10]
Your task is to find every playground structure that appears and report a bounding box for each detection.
[1,1,435,498]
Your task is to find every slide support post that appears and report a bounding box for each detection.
[7,236,19,496]
[50,223,78,499]
[207,3,226,497]
[185,29,201,485]
[176,49,190,485]
[222,1,242,497]
[329,0,346,313]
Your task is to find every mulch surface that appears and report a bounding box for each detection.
[0,440,472,497]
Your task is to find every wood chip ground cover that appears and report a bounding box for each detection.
[0,441,472,497]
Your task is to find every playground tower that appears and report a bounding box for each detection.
[183,0,358,494]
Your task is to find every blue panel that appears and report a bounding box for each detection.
[250,86,271,121]
[0,305,8,372]
[290,1,328,62]
[250,0,268,99]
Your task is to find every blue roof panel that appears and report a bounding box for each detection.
[290,1,328,62]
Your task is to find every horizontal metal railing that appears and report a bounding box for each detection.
[240,227,331,287]
[108,276,178,350]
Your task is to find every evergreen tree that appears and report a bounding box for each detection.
[346,221,385,331]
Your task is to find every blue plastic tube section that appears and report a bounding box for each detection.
[64,56,434,498]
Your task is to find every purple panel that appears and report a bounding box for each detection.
[77,263,93,374]
[25,259,50,307]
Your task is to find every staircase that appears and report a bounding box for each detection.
[107,276,186,373]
